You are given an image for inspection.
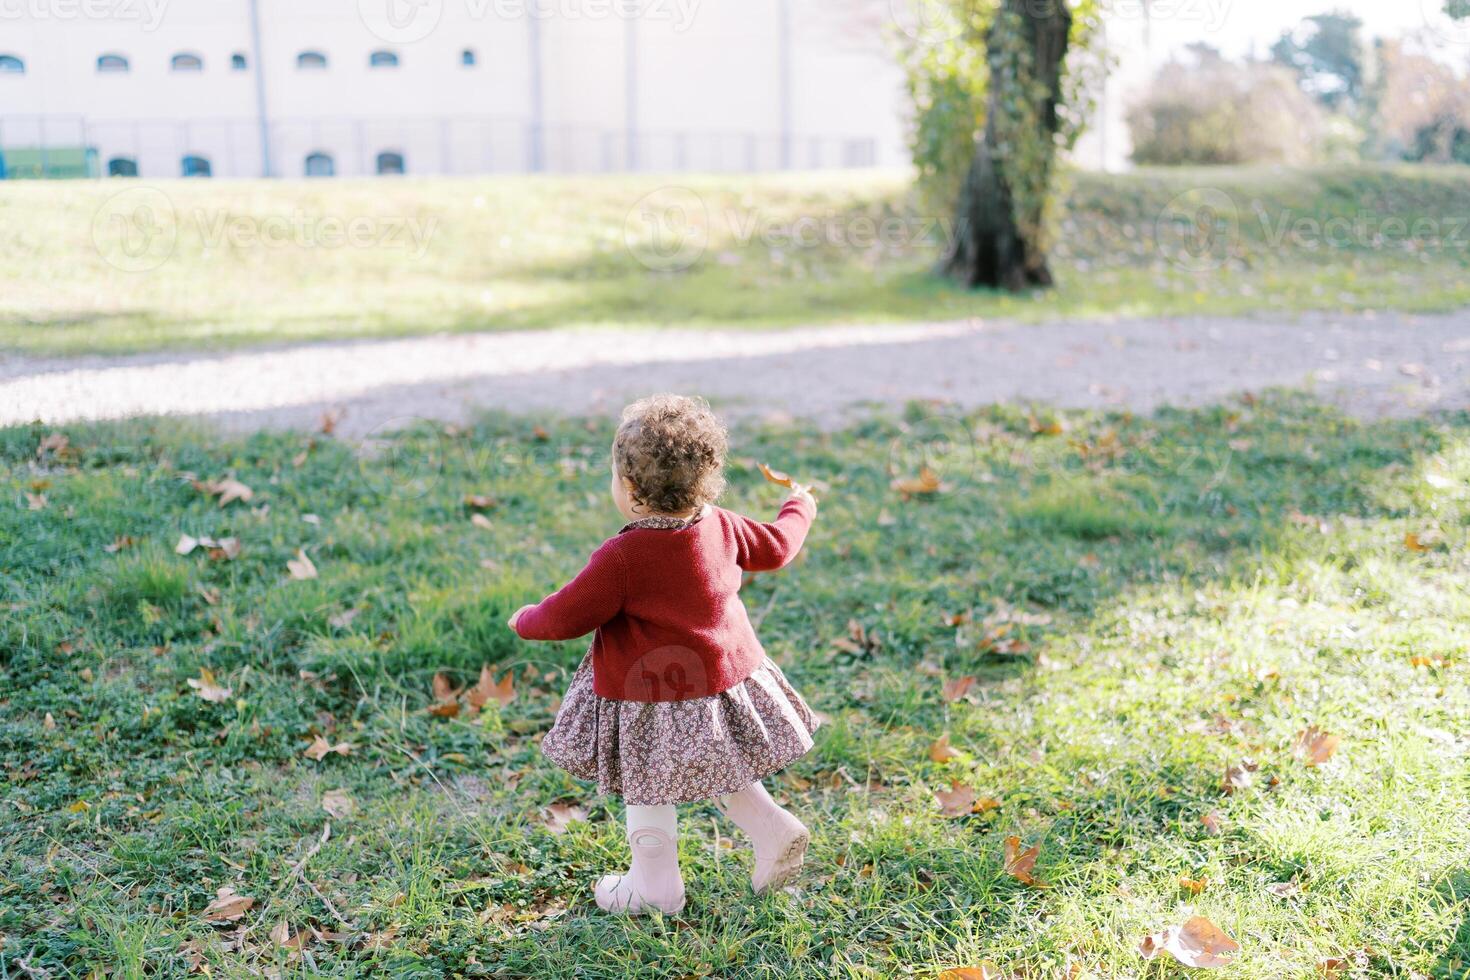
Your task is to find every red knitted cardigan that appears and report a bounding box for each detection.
[512,497,815,702]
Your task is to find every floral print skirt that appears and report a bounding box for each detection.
[541,650,821,806]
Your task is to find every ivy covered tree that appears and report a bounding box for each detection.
[900,0,1101,291]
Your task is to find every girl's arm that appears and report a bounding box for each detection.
[732,492,817,572]
[511,539,626,641]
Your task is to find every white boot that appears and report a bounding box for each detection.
[715,781,809,894]
[594,804,685,915]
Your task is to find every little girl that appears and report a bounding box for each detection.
[508,394,820,914]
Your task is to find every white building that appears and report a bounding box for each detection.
[0,0,909,179]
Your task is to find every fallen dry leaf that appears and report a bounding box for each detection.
[467,665,515,711]
[201,886,253,923]
[890,465,945,498]
[37,432,70,458]
[1291,726,1339,766]
[939,964,1005,980]
[941,675,976,703]
[470,513,493,530]
[321,789,355,819]
[1200,810,1224,835]
[320,409,342,436]
[1179,875,1208,895]
[25,492,48,511]
[431,672,461,703]
[1317,956,1349,977]
[303,736,352,762]
[758,462,796,488]
[1221,759,1259,795]
[194,477,253,508]
[539,801,587,834]
[207,537,241,561]
[286,549,317,580]
[176,533,200,556]
[328,608,360,629]
[103,535,137,554]
[187,668,232,703]
[1139,915,1239,969]
[1266,880,1302,898]
[270,918,308,950]
[1002,835,1048,888]
[464,494,497,510]
[361,924,398,950]
[929,733,961,763]
[428,700,461,718]
[936,780,977,817]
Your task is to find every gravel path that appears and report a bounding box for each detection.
[2,311,1468,437]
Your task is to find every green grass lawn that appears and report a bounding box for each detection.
[3,396,1468,977]
[4,164,1470,357]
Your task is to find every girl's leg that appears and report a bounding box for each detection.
[594,803,685,914]
[714,781,809,893]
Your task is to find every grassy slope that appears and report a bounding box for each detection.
[2,398,1468,977]
[4,165,1470,357]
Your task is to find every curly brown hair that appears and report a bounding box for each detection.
[613,394,727,515]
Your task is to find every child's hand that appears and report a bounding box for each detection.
[789,486,817,511]
[507,604,535,632]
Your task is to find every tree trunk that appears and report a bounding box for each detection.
[943,0,1071,290]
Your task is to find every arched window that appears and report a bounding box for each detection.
[171,52,203,71]
[376,151,405,176]
[181,155,212,178]
[304,152,335,177]
[108,157,139,177]
[368,50,399,68]
[97,54,130,73]
[461,48,477,67]
[296,51,327,70]
[0,55,24,74]
[231,52,248,70]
